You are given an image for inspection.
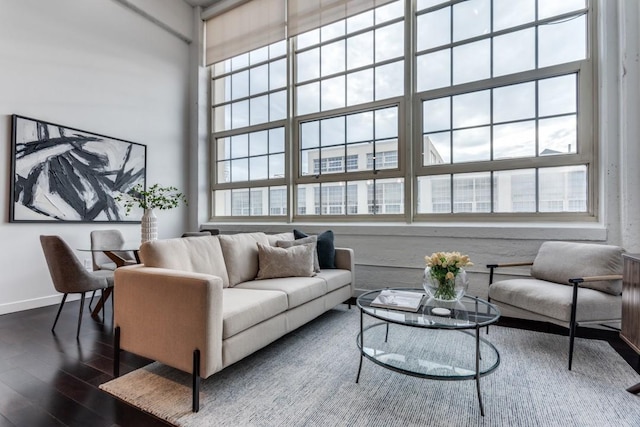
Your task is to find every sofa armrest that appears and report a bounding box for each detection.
[334,247,354,271]
[114,265,224,378]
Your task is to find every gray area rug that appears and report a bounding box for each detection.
[100,307,640,426]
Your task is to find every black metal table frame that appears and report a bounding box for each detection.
[355,289,501,416]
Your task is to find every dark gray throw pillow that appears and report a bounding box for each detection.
[293,229,336,269]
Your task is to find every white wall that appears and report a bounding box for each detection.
[0,0,193,314]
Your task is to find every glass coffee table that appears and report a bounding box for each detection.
[356,288,501,416]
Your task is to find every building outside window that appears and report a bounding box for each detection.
[210,0,593,221]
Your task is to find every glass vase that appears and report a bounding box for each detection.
[422,267,468,302]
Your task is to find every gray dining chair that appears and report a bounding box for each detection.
[40,235,114,339]
[90,229,137,271]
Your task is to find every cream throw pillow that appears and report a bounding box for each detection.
[256,242,315,279]
[276,236,320,272]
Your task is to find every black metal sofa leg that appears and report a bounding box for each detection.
[193,349,201,412]
[114,326,120,378]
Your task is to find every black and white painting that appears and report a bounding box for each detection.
[10,115,146,222]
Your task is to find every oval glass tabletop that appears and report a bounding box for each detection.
[356,288,501,329]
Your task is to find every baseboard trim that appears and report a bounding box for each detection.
[0,293,85,316]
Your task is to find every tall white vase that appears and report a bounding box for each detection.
[141,208,158,243]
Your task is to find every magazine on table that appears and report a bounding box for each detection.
[370,289,425,312]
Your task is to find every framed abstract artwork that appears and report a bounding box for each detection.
[10,115,146,222]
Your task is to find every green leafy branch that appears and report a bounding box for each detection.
[115,183,187,215]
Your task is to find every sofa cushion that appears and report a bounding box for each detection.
[219,232,270,287]
[256,243,315,280]
[266,232,294,246]
[139,236,230,287]
[235,276,328,309]
[489,278,622,322]
[221,288,288,339]
[294,229,336,269]
[276,236,320,272]
[315,269,352,292]
[530,241,624,295]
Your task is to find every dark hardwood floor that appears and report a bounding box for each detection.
[0,297,170,427]
[0,297,638,427]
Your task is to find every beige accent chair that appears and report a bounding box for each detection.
[487,241,624,370]
[40,235,115,339]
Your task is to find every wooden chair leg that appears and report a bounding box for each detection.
[51,294,68,333]
[76,292,85,339]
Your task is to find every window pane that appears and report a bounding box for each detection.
[301,121,319,149]
[347,10,373,33]
[375,0,403,24]
[539,15,586,68]
[538,0,585,19]
[539,116,577,155]
[215,189,231,216]
[493,0,535,31]
[453,172,491,213]
[453,40,490,85]
[269,186,287,216]
[493,28,535,77]
[347,142,372,171]
[347,69,374,105]
[347,111,373,142]
[452,126,491,163]
[321,116,345,146]
[231,158,248,182]
[493,82,535,123]
[297,29,319,50]
[300,149,318,175]
[269,154,285,179]
[375,107,398,139]
[297,48,319,83]
[213,104,231,131]
[297,82,320,115]
[321,75,345,110]
[269,90,286,121]
[493,121,536,159]
[321,40,346,76]
[416,7,450,52]
[453,0,490,43]
[250,64,268,95]
[493,169,536,212]
[375,60,404,100]
[250,95,269,125]
[539,74,576,117]
[217,160,230,183]
[347,32,374,70]
[231,100,249,128]
[270,59,286,90]
[231,134,248,157]
[214,75,231,104]
[322,20,345,42]
[232,70,249,100]
[423,97,451,133]
[417,49,451,92]
[417,175,451,213]
[539,165,587,212]
[296,184,320,215]
[250,156,268,180]
[452,91,490,128]
[423,132,450,165]
[250,131,268,156]
[270,40,286,58]
[375,22,404,62]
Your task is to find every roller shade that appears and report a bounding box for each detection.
[205,0,286,66]
[287,0,396,38]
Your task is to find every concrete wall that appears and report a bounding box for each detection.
[0,0,193,314]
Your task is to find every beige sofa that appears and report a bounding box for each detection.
[112,232,354,411]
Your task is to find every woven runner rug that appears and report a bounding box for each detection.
[100,307,640,426]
